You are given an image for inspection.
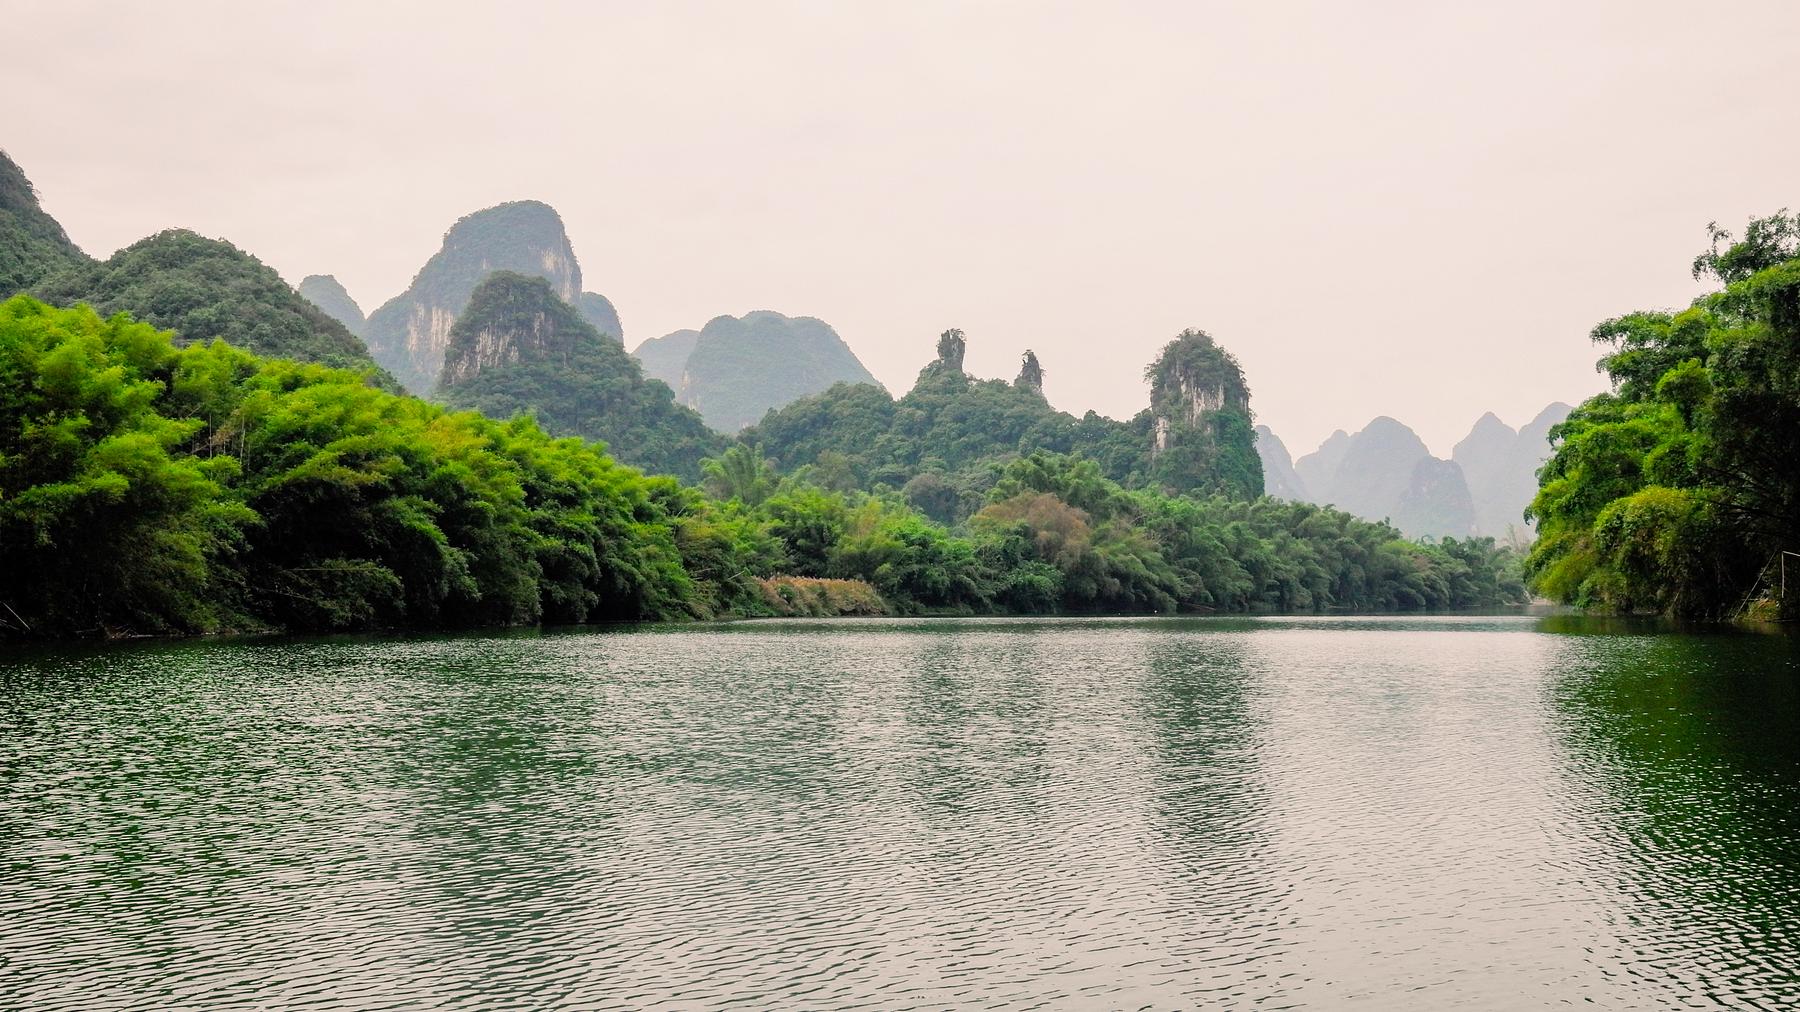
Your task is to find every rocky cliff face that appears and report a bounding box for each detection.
[363,200,586,394]
[631,311,882,432]
[1254,425,1308,501]
[1145,330,1261,498]
[298,274,365,335]
[1452,402,1573,539]
[437,272,583,386]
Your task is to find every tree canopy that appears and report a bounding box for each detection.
[1527,212,1800,619]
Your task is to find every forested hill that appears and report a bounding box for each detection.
[3,151,388,379]
[0,150,87,293]
[32,230,387,376]
[633,311,882,432]
[0,292,1525,639]
[739,328,1261,523]
[435,271,724,480]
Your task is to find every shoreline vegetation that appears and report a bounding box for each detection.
[0,296,1525,640]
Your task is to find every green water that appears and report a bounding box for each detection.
[2,616,1796,1009]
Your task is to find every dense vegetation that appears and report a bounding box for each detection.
[739,329,1262,523]
[0,295,1524,639]
[1527,211,1800,619]
[434,272,725,481]
[32,230,389,377]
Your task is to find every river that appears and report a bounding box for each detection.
[2,615,1796,1009]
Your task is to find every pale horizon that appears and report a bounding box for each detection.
[8,0,1797,456]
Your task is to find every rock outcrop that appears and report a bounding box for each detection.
[298,274,365,335]
[1145,329,1261,498]
[363,200,596,394]
[631,311,882,432]
[1014,350,1044,394]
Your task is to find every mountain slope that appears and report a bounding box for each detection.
[34,229,384,375]
[1254,425,1308,500]
[633,312,882,432]
[576,291,623,343]
[1294,416,1475,539]
[298,274,365,335]
[0,150,89,296]
[436,272,724,479]
[633,329,698,389]
[1452,402,1573,538]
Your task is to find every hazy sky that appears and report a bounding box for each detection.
[7,1,1798,455]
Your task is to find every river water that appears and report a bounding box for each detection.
[2,615,1796,1009]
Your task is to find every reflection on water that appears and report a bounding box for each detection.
[1,616,1796,1009]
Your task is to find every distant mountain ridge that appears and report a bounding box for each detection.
[632,311,882,432]
[1263,405,1571,541]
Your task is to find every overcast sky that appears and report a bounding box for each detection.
[7,1,1798,455]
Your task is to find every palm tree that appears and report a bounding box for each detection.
[701,443,777,506]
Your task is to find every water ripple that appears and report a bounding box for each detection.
[1,616,1796,1009]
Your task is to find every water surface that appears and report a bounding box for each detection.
[2,616,1797,1009]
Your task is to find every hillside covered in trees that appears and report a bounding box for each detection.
[1526,210,1800,620]
[0,294,1524,639]
[2,150,390,380]
[740,328,1262,523]
[434,272,724,480]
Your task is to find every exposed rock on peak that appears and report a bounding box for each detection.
[298,274,365,335]
[1014,350,1044,393]
[363,200,586,394]
[1146,329,1261,498]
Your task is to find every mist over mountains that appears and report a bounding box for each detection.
[634,311,882,432]
[1255,404,1572,541]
